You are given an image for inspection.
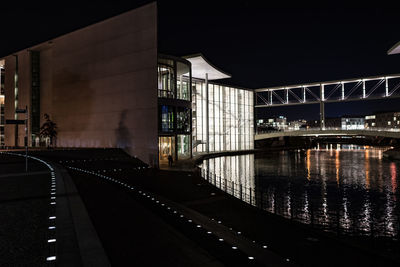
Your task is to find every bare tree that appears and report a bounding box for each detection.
[40,113,58,148]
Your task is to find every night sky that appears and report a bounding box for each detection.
[1,1,400,121]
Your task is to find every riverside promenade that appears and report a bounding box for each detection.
[1,148,399,266]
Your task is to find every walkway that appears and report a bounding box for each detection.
[0,151,109,266]
[256,128,400,140]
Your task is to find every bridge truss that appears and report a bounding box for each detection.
[255,74,400,129]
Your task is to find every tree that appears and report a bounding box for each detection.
[40,113,58,148]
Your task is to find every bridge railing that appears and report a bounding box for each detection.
[256,127,400,135]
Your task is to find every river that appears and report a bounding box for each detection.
[200,145,400,238]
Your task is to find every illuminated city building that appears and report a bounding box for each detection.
[365,111,400,129]
[0,3,254,166]
[341,116,365,130]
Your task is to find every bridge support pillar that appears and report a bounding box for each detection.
[320,84,325,130]
[205,73,209,153]
[320,101,325,130]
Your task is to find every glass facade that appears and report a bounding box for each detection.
[176,107,190,132]
[159,105,174,132]
[177,134,190,159]
[158,55,192,163]
[192,79,254,154]
[157,54,254,165]
[157,58,175,98]
[176,61,190,101]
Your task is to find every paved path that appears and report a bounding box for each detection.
[0,152,109,266]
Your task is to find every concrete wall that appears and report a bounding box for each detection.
[4,2,158,165]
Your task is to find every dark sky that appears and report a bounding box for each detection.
[1,1,400,121]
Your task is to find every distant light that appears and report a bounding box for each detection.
[48,239,56,243]
[48,226,56,230]
[218,238,224,242]
[263,245,268,249]
[46,256,56,261]
[49,216,56,220]
[232,246,237,250]
[248,256,254,260]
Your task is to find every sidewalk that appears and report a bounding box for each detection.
[0,152,109,266]
[0,153,52,265]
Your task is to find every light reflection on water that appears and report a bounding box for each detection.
[200,145,400,237]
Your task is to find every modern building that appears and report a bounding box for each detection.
[0,3,254,166]
[256,116,287,132]
[341,116,364,130]
[287,119,307,130]
[365,111,400,129]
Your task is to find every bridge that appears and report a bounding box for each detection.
[255,74,400,129]
[255,128,400,140]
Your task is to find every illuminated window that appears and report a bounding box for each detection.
[192,82,253,154]
[159,105,174,132]
[388,121,391,126]
[177,107,190,133]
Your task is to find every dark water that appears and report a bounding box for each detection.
[200,145,400,238]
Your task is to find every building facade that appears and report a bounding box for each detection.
[1,3,159,165]
[365,112,400,129]
[256,116,287,132]
[157,55,192,163]
[192,79,254,154]
[0,3,254,166]
[0,59,4,146]
[341,116,364,130]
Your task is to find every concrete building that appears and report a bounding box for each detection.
[0,3,253,166]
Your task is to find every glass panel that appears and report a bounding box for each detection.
[178,134,190,159]
[159,136,175,163]
[159,105,174,133]
[177,61,190,101]
[158,58,175,98]
[177,107,190,133]
[191,81,254,155]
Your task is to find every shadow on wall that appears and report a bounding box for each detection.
[115,110,132,150]
[52,70,94,147]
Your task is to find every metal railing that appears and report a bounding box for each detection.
[256,127,400,135]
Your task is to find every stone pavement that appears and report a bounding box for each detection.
[0,152,109,266]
